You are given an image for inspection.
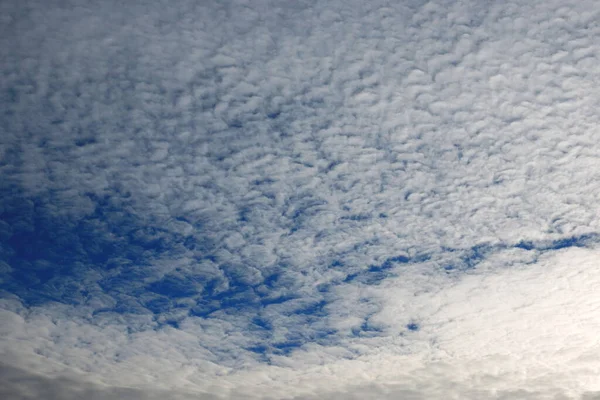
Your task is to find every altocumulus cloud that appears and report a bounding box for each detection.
[2,0,600,398]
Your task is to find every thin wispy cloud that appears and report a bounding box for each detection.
[2,0,600,398]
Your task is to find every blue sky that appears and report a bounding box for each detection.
[3,0,600,398]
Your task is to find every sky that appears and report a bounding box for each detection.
[2,0,600,398]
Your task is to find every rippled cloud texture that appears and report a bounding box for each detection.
[2,0,600,398]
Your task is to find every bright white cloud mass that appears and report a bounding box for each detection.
[2,0,600,398]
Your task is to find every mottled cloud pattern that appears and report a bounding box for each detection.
[2,0,600,398]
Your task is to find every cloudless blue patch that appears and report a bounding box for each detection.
[252,316,271,331]
[189,270,299,317]
[342,214,371,221]
[384,255,410,265]
[515,240,534,250]
[513,233,598,252]
[263,272,281,288]
[550,237,578,250]
[406,323,419,331]
[245,318,336,360]
[147,275,197,298]
[344,254,410,284]
[324,161,340,173]
[163,320,180,329]
[272,339,303,355]
[74,137,97,147]
[260,295,296,306]
[461,243,493,269]
[247,344,269,355]
[238,206,252,222]
[145,297,172,314]
[544,233,596,250]
[252,178,276,186]
[449,233,600,272]
[0,186,213,310]
[343,272,359,283]
[194,286,257,315]
[183,235,196,250]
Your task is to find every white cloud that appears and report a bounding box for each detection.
[4,245,600,398]
[3,0,600,398]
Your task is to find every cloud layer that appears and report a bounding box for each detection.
[3,0,600,398]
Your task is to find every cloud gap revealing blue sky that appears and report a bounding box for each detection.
[4,0,600,398]
[3,179,598,342]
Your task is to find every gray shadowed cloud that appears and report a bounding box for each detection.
[3,363,600,400]
[0,363,222,400]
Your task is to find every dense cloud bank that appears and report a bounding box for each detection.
[2,0,600,398]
